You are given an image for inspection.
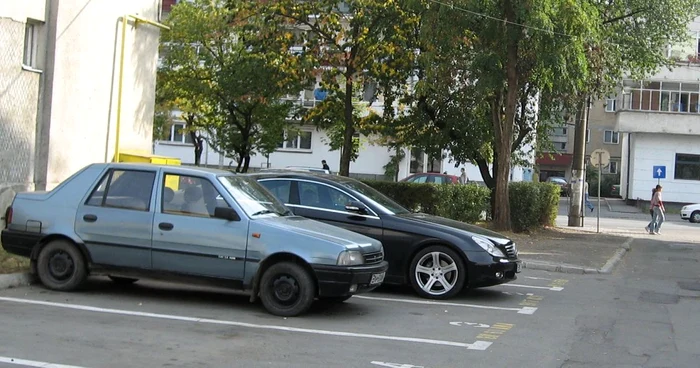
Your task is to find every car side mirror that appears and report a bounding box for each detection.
[345,200,368,214]
[214,207,240,221]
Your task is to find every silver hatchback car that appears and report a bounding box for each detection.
[1,163,388,317]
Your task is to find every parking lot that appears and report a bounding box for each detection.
[0,269,586,368]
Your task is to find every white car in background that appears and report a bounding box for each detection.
[680,203,700,223]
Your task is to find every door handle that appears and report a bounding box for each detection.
[83,214,97,223]
[158,222,174,231]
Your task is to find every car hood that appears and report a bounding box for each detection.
[396,213,512,245]
[256,215,383,252]
[683,204,700,210]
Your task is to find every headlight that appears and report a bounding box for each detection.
[682,206,687,211]
[472,236,506,257]
[337,250,364,265]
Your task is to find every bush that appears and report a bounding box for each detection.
[361,181,490,224]
[362,180,559,232]
[508,182,560,232]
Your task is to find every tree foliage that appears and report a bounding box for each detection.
[158,0,311,172]
[265,0,419,176]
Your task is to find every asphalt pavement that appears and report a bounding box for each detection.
[0,198,698,367]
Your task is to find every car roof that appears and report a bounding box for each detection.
[247,170,358,187]
[89,162,235,176]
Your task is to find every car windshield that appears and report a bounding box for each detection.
[218,175,291,217]
[340,180,410,215]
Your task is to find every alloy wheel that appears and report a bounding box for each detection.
[414,251,459,296]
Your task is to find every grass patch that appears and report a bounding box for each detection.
[0,247,30,274]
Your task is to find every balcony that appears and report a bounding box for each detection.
[615,81,700,136]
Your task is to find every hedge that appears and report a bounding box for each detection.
[361,181,490,224]
[362,180,560,232]
[508,182,560,232]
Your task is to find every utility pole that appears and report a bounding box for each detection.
[568,97,590,226]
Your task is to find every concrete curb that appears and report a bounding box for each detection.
[0,272,35,290]
[522,237,633,275]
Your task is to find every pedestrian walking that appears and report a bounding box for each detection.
[645,187,656,233]
[458,168,468,184]
[584,180,594,212]
[321,160,330,171]
[648,185,665,235]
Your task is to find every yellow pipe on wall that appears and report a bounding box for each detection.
[114,14,170,163]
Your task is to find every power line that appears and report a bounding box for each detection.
[426,0,578,39]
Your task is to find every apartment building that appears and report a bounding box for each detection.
[616,18,700,204]
[1,0,163,214]
[536,99,623,183]
[154,1,535,182]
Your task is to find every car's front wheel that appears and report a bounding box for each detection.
[690,211,700,223]
[36,240,88,291]
[409,246,466,299]
[259,262,316,317]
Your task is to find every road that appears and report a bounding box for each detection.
[0,234,699,368]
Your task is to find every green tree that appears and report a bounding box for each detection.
[159,0,310,172]
[266,0,419,176]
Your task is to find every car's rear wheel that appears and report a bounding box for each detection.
[409,245,466,299]
[259,262,316,317]
[108,276,138,285]
[691,211,700,223]
[36,240,87,291]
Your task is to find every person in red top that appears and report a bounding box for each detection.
[649,185,666,235]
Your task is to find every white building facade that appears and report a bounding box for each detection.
[1,0,163,214]
[616,18,700,204]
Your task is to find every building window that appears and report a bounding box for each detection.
[278,130,312,151]
[23,22,39,68]
[604,161,618,174]
[604,130,619,144]
[552,127,568,136]
[553,142,567,151]
[168,123,194,144]
[674,153,700,181]
[605,98,616,112]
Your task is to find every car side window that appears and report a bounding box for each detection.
[161,174,230,218]
[298,181,355,211]
[86,169,156,211]
[259,180,292,204]
[413,175,427,183]
[433,176,445,184]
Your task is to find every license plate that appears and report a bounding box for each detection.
[516,262,522,273]
[370,272,386,285]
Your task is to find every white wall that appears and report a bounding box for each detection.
[628,133,700,203]
[39,0,162,189]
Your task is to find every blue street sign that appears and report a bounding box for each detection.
[653,166,666,179]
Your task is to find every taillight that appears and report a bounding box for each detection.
[3,207,11,229]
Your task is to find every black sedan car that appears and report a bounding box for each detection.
[249,171,521,299]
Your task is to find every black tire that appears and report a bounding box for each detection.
[690,211,700,224]
[36,240,88,291]
[259,262,316,317]
[319,295,352,303]
[108,276,138,285]
[409,245,466,299]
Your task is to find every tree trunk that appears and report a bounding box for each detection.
[492,4,520,231]
[339,74,355,177]
[190,132,203,166]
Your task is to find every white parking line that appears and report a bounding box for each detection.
[0,356,88,368]
[0,297,492,350]
[353,295,538,315]
[500,283,564,291]
[523,276,552,280]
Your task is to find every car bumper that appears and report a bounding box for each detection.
[468,259,521,288]
[312,261,389,297]
[680,210,691,220]
[1,229,41,257]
